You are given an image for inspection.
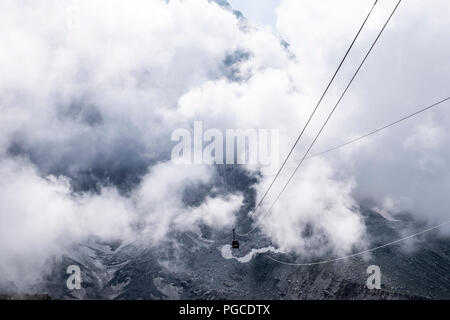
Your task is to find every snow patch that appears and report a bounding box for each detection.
[372,207,401,222]
[220,244,282,263]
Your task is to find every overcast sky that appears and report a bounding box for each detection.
[229,0,280,30]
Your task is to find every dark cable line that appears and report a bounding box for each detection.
[246,0,379,219]
[239,0,402,237]
[266,220,450,266]
[227,92,448,241]
[256,96,450,171]
[306,96,450,159]
[261,0,402,227]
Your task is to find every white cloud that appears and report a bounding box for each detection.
[275,0,450,226]
[0,157,134,289]
[2,0,449,291]
[257,158,366,256]
[0,157,243,290]
[134,162,243,242]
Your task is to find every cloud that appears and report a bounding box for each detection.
[0,157,243,290]
[0,0,253,290]
[257,158,366,256]
[0,0,243,174]
[0,157,134,289]
[134,162,243,242]
[2,0,449,292]
[275,0,450,227]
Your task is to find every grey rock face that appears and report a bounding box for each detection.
[37,206,450,300]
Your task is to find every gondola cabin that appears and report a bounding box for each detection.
[232,229,239,249]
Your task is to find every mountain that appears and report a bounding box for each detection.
[32,170,450,300]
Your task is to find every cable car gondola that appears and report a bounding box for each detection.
[232,228,239,249]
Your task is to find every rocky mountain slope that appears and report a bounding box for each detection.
[31,203,450,300]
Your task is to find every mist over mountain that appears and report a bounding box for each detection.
[0,0,449,298]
